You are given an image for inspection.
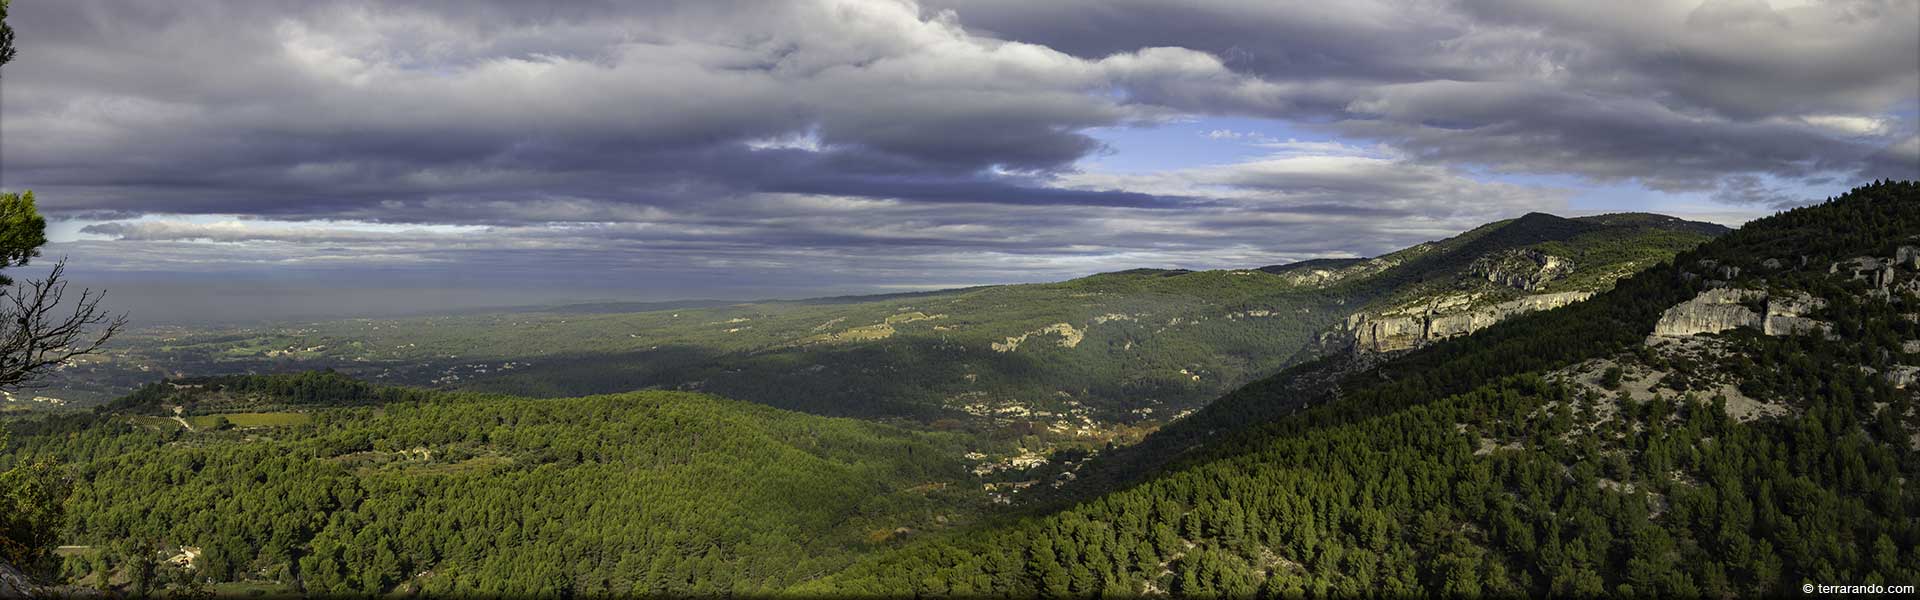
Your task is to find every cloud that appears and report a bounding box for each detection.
[78,220,486,244]
[13,0,1903,223]
[0,0,1913,312]
[932,0,1920,187]
[1,0,1291,222]
[1062,151,1565,223]
[59,148,1566,302]
[1709,174,1825,210]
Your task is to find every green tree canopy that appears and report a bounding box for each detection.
[0,0,16,69]
[0,191,48,286]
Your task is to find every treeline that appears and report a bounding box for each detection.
[105,370,431,415]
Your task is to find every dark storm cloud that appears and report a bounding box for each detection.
[0,0,1914,308]
[2,1,1123,209]
[934,0,1920,188]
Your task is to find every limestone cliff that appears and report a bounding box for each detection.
[1650,288,1835,338]
[1762,291,1832,336]
[1650,288,1765,336]
[1338,291,1594,353]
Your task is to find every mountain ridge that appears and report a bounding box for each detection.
[806,181,1920,598]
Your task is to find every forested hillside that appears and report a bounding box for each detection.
[808,181,1920,597]
[0,374,990,596]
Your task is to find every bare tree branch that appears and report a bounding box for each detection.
[0,260,126,390]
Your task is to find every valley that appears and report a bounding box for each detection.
[28,213,1723,433]
[7,187,1917,597]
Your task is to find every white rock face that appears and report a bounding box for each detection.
[1652,288,1765,337]
[1885,366,1918,389]
[1344,291,1593,352]
[1763,316,1830,337]
[991,323,1084,352]
[1653,288,1836,339]
[1763,291,1832,337]
[1349,314,1423,353]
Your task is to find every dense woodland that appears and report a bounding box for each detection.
[3,379,988,595]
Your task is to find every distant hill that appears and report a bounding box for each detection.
[1256,258,1368,276]
[1574,212,1735,236]
[807,181,1920,597]
[1,373,992,596]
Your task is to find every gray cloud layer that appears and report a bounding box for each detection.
[1,0,1915,312]
[938,0,1920,189]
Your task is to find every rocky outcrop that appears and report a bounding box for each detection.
[1347,314,1423,353]
[1260,256,1404,288]
[1695,259,1741,281]
[1762,291,1832,337]
[1866,365,1920,389]
[1340,291,1593,353]
[1269,268,1348,287]
[1651,288,1764,336]
[1886,366,1918,389]
[992,323,1084,352]
[1469,249,1574,291]
[1833,256,1900,289]
[1653,288,1833,339]
[0,562,38,599]
[1816,249,1920,301]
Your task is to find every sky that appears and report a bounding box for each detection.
[1,0,1916,323]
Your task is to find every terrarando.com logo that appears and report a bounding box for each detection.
[1805,583,1918,595]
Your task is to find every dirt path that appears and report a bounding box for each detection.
[166,406,196,432]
